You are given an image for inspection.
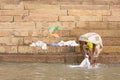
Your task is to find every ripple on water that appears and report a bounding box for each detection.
[0,62,119,80]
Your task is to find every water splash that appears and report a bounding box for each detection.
[68,57,102,69]
[69,57,90,68]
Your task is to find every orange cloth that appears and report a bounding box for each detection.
[50,33,60,38]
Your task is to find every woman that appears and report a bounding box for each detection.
[79,32,103,67]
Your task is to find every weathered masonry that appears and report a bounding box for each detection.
[0,0,120,63]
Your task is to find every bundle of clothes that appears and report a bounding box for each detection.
[30,40,79,50]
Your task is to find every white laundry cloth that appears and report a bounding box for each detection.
[69,55,91,68]
[57,40,79,47]
[79,57,91,68]
[57,41,65,46]
[30,41,47,50]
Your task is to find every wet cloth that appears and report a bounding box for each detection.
[69,55,91,68]
[52,40,79,47]
[30,41,47,50]
[79,57,91,68]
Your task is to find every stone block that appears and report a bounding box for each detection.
[59,16,75,21]
[0,22,35,29]
[62,22,76,29]
[0,54,47,62]
[88,22,108,29]
[103,16,120,21]
[70,30,120,37]
[0,0,20,4]
[0,37,23,45]
[78,16,102,21]
[110,5,120,10]
[14,30,29,37]
[108,22,119,29]
[103,38,120,46]
[18,46,36,54]
[0,46,6,53]
[98,55,120,64]
[23,37,39,45]
[103,46,120,53]
[14,15,58,22]
[61,5,109,10]
[23,0,58,5]
[5,46,17,53]
[1,2,24,10]
[68,10,110,16]
[111,9,120,16]
[46,55,64,63]
[76,22,88,29]
[0,16,13,22]
[30,10,67,16]
[0,10,28,16]
[65,54,78,63]
[0,30,13,37]
[55,30,71,37]
[25,4,60,10]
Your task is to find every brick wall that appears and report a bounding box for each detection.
[0,0,120,63]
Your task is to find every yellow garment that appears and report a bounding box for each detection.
[87,42,93,50]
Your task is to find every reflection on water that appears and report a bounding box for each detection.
[0,62,120,80]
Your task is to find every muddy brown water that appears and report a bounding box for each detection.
[0,62,120,80]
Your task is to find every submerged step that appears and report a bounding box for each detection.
[0,45,120,55]
[0,53,81,63]
[0,54,120,64]
[0,46,75,54]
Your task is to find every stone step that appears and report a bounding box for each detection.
[22,0,120,5]
[103,37,120,46]
[0,45,120,54]
[0,29,119,38]
[98,54,120,64]
[18,46,75,54]
[66,30,120,38]
[55,29,120,38]
[0,53,80,63]
[23,37,120,46]
[0,22,119,30]
[76,22,120,30]
[23,36,77,45]
[0,37,119,46]
[0,30,119,44]
[75,46,120,54]
[0,54,120,64]
[0,46,75,54]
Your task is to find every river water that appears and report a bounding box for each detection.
[0,62,119,80]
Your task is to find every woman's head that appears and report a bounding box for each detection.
[86,42,93,50]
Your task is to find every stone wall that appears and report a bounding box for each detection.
[0,0,120,63]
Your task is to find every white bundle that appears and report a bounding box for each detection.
[58,40,79,47]
[30,41,47,50]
